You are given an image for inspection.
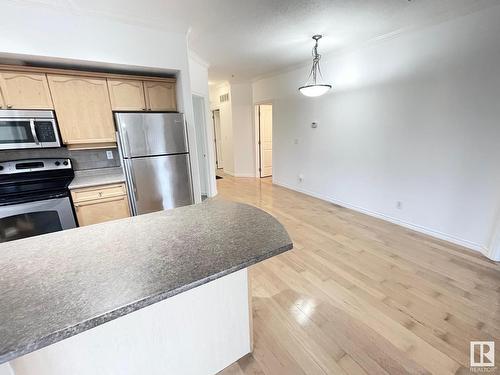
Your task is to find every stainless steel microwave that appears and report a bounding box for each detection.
[0,110,61,150]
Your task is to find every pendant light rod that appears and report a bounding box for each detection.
[299,34,332,97]
[311,35,322,85]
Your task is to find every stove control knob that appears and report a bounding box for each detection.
[55,161,60,166]
[63,161,68,166]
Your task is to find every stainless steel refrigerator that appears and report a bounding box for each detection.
[115,112,194,215]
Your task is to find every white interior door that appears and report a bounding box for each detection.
[259,105,272,177]
[213,110,223,169]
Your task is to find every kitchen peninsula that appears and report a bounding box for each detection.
[0,200,293,375]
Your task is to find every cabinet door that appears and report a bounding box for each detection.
[47,75,115,147]
[144,81,177,111]
[107,79,146,111]
[0,71,54,109]
[74,195,130,227]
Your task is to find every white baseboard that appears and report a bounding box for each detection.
[483,244,500,261]
[273,180,487,255]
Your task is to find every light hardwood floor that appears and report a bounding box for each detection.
[217,174,500,375]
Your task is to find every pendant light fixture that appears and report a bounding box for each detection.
[298,35,332,97]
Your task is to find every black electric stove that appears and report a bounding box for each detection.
[0,159,76,242]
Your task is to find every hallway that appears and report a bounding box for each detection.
[217,175,500,375]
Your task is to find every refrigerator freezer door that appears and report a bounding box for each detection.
[116,113,188,158]
[124,154,193,214]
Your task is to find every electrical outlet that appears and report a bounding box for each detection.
[396,201,403,210]
[106,150,114,160]
[298,174,304,182]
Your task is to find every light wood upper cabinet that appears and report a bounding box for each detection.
[107,79,146,111]
[144,81,177,111]
[107,78,177,112]
[47,75,116,148]
[0,66,177,148]
[0,72,54,109]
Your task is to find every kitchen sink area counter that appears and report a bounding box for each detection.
[0,199,293,375]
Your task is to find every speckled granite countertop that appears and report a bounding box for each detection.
[68,167,125,189]
[0,199,292,364]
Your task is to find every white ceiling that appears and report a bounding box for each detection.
[5,0,500,83]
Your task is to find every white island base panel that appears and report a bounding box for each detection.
[6,268,251,375]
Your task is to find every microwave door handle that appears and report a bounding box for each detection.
[30,120,40,145]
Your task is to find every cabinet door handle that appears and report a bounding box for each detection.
[142,107,146,111]
[7,104,12,109]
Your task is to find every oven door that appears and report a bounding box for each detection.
[0,118,40,149]
[0,197,76,243]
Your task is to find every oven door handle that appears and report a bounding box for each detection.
[30,120,40,145]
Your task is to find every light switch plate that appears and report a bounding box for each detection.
[106,150,114,160]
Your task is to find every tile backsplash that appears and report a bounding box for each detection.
[0,148,120,171]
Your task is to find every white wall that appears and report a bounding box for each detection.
[189,54,210,97]
[209,82,255,177]
[230,83,255,177]
[0,2,202,202]
[253,5,500,256]
[210,82,235,175]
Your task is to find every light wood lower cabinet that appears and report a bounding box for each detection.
[47,75,116,149]
[0,71,53,109]
[71,183,130,226]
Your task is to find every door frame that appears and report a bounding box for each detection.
[212,109,223,170]
[253,101,274,178]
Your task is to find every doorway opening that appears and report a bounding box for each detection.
[256,104,273,178]
[212,109,223,170]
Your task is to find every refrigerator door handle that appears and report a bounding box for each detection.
[124,129,133,158]
[117,125,133,158]
[129,165,138,201]
[123,159,139,216]
[116,132,136,216]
